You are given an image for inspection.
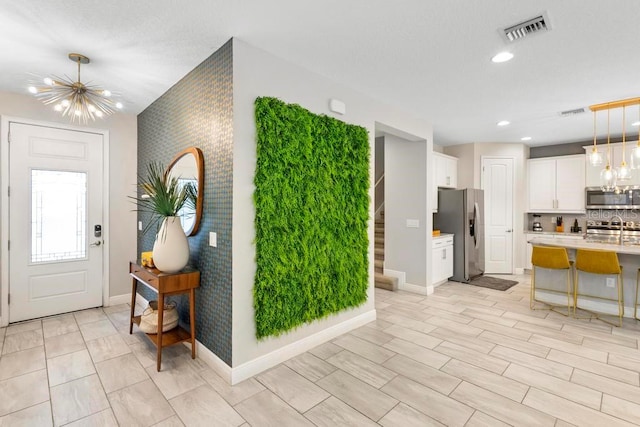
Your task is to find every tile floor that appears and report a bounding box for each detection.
[2,275,640,425]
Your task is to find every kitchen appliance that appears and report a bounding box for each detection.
[585,187,640,209]
[532,214,543,232]
[586,219,640,245]
[434,188,484,283]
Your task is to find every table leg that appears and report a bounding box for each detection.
[129,278,137,334]
[189,288,196,359]
[157,293,165,372]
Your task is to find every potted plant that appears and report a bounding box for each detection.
[131,162,196,273]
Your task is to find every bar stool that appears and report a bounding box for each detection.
[574,249,623,327]
[530,246,573,315]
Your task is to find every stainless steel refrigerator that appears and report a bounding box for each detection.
[434,188,485,283]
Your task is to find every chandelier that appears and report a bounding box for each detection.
[28,53,123,124]
[589,97,640,192]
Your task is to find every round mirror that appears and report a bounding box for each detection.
[165,147,204,236]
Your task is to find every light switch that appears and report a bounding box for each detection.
[209,232,217,247]
[138,221,142,231]
[406,219,420,228]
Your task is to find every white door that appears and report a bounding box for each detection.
[9,122,104,323]
[482,157,514,274]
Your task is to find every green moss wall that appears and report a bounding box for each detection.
[253,97,370,338]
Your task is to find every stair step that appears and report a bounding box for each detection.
[375,219,384,225]
[375,226,384,234]
[375,247,384,260]
[375,259,383,269]
[375,272,398,291]
[375,237,384,245]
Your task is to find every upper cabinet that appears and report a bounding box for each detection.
[432,152,458,212]
[528,154,585,213]
[435,152,458,188]
[584,142,640,188]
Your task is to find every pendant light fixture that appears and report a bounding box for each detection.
[600,109,617,192]
[28,53,123,124]
[589,110,603,166]
[616,105,633,185]
[631,103,640,169]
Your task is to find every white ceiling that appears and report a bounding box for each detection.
[1,0,639,147]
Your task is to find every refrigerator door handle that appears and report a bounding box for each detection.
[473,202,480,249]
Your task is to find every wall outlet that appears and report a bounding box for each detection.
[209,232,217,247]
[606,277,616,288]
[138,221,142,231]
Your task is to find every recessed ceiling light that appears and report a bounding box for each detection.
[521,136,532,141]
[632,121,640,127]
[491,51,514,63]
[497,120,510,126]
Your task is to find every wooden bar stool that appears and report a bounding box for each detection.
[530,246,573,315]
[574,249,623,327]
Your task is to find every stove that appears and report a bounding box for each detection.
[586,220,640,244]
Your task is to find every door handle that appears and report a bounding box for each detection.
[90,241,102,247]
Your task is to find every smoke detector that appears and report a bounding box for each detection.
[501,13,551,43]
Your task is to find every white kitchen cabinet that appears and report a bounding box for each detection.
[527,154,585,213]
[584,142,640,188]
[435,152,458,189]
[432,234,454,285]
[433,152,458,213]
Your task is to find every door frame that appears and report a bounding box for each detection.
[480,155,515,274]
[0,116,110,327]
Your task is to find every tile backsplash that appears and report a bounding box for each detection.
[526,210,640,232]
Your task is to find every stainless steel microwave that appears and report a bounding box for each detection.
[585,187,640,209]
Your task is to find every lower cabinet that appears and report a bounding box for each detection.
[432,235,454,285]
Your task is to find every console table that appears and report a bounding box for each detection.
[129,262,200,371]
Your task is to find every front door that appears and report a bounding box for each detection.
[9,122,104,323]
[482,157,514,274]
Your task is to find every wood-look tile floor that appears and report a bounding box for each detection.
[3,274,640,426]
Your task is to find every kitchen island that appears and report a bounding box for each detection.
[528,236,640,319]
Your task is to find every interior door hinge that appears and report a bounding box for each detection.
[7,131,10,143]
[7,294,9,305]
[7,186,9,197]
[7,240,9,250]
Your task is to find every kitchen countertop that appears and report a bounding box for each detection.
[433,233,453,240]
[525,230,585,237]
[528,236,640,255]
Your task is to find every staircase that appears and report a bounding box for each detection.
[374,212,398,291]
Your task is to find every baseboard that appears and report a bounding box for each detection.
[230,309,376,385]
[183,340,233,383]
[384,268,405,290]
[514,268,525,275]
[107,294,131,306]
[400,282,431,295]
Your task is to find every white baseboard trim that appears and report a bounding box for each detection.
[383,269,405,287]
[107,294,131,307]
[399,282,431,295]
[230,309,376,385]
[183,340,233,383]
[514,268,525,275]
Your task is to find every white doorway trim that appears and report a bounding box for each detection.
[480,155,515,275]
[0,116,110,327]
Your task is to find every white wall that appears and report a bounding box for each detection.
[232,39,433,367]
[0,91,138,302]
[385,135,428,287]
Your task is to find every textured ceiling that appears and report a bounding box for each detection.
[0,0,639,146]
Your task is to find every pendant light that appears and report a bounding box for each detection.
[589,110,604,166]
[631,103,640,169]
[600,109,617,191]
[617,105,633,184]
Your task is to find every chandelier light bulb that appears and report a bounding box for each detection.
[116,102,123,109]
[53,104,62,112]
[589,147,603,166]
[28,86,37,94]
[600,165,617,192]
[102,90,111,97]
[43,77,54,86]
[95,110,103,117]
[617,161,633,182]
[87,104,95,112]
[61,99,70,107]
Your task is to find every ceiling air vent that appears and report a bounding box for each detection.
[502,13,550,42]
[560,107,586,117]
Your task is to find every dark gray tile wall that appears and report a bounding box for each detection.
[136,40,233,365]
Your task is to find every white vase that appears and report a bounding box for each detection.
[152,216,189,273]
